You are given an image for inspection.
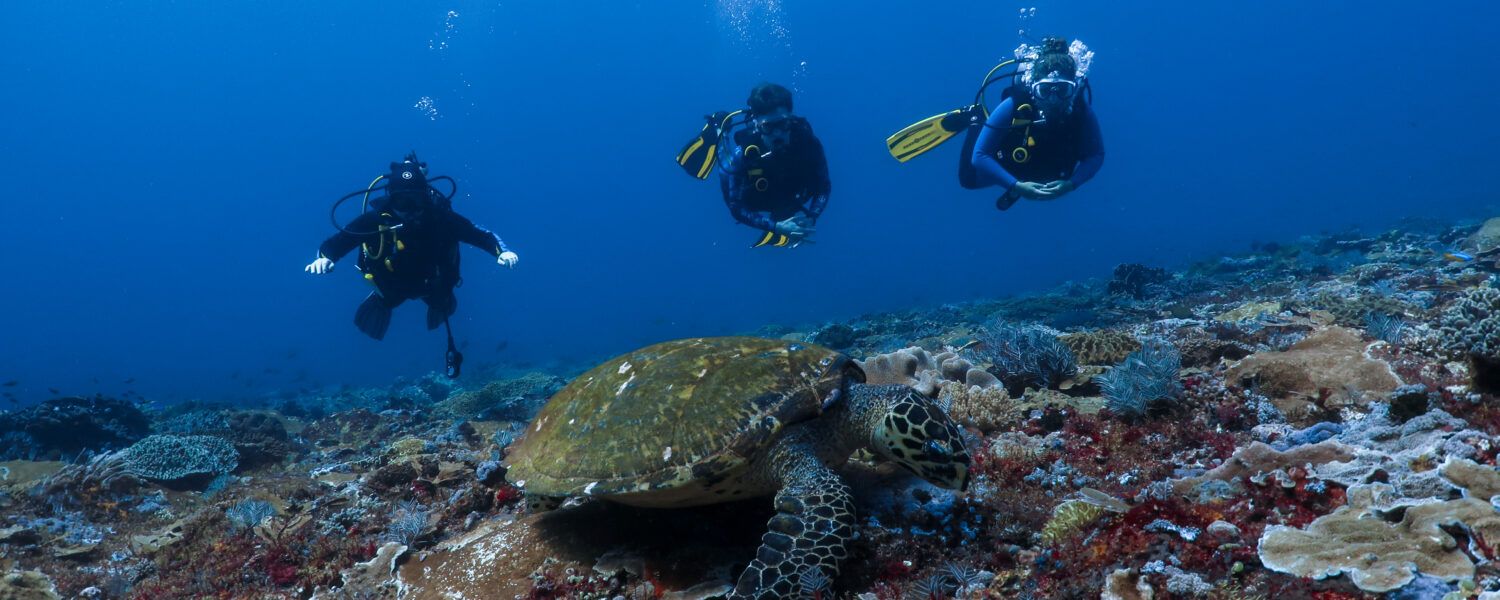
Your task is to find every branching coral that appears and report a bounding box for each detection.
[1439,286,1500,391]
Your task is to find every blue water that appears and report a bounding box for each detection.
[3,1,1496,404]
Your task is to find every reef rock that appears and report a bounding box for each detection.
[1170,440,1356,498]
[1224,326,1400,424]
[312,542,407,599]
[435,373,565,421]
[395,506,756,598]
[1461,217,1500,254]
[1259,483,1500,593]
[0,396,150,460]
[1315,407,1487,500]
[0,570,60,600]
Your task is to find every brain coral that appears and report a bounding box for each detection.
[1059,330,1141,366]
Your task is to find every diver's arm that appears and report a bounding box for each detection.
[1068,105,1105,188]
[971,98,1021,191]
[316,213,381,263]
[802,135,832,221]
[719,150,776,230]
[450,213,511,257]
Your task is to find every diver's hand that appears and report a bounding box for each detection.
[1041,180,1075,198]
[773,217,815,242]
[497,251,520,268]
[305,257,335,275]
[1011,181,1054,199]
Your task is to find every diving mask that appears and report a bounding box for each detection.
[1031,78,1078,102]
[754,114,794,134]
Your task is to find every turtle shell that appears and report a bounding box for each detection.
[504,337,861,499]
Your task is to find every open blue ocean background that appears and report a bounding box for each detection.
[3,0,1495,405]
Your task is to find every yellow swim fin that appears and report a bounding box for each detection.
[752,231,792,248]
[886,106,978,163]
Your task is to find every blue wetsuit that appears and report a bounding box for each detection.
[969,96,1104,193]
[718,118,830,231]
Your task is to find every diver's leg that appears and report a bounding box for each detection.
[424,289,457,330]
[995,189,1021,211]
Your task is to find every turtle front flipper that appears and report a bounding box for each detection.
[732,453,854,599]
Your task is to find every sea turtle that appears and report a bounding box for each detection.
[504,337,970,599]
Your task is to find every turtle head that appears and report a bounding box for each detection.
[860,385,970,490]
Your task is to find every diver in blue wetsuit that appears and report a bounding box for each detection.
[714,84,831,247]
[960,37,1104,211]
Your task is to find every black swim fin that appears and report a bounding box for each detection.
[426,292,456,330]
[995,190,1021,211]
[355,293,394,340]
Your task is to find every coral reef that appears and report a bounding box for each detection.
[7,216,1500,599]
[434,372,564,420]
[0,396,149,460]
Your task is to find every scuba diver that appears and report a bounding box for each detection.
[676,83,831,248]
[887,36,1104,211]
[305,153,519,377]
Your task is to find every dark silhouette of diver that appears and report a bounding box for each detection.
[306,153,518,376]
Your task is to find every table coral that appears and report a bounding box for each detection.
[1258,483,1500,593]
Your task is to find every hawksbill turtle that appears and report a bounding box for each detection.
[504,336,970,598]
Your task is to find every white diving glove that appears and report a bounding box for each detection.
[305,257,335,274]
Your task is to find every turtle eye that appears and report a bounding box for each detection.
[924,440,950,460]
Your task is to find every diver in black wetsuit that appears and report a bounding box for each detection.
[305,154,519,345]
[719,83,831,247]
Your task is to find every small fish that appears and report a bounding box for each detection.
[2,380,17,387]
[124,378,135,384]
[1429,242,1475,263]
[48,388,60,395]
[494,340,509,353]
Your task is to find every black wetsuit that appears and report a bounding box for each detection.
[717,118,831,232]
[318,196,508,338]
